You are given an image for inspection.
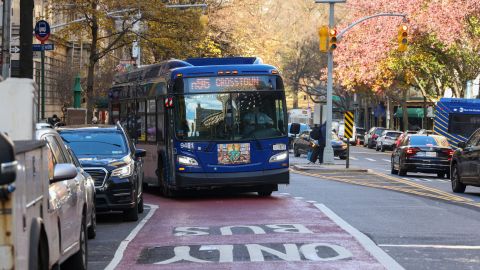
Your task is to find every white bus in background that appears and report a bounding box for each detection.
[288,108,312,125]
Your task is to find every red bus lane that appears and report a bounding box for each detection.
[109,193,402,270]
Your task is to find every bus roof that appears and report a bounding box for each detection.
[438,98,480,114]
[185,57,263,66]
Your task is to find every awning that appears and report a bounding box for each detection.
[394,108,424,118]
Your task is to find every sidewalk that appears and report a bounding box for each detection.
[289,154,369,173]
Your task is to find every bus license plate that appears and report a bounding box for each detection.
[425,152,437,157]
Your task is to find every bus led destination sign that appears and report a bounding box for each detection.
[186,76,275,92]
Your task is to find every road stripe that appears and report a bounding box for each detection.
[382,159,391,162]
[365,158,376,162]
[314,204,404,270]
[350,156,358,160]
[293,197,304,200]
[104,204,159,270]
[379,244,480,250]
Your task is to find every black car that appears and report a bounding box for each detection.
[292,130,347,159]
[450,128,480,193]
[59,125,146,221]
[391,134,453,178]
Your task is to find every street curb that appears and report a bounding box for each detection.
[291,164,369,173]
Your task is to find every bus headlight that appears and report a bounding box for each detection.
[111,164,133,178]
[178,155,199,166]
[269,151,288,163]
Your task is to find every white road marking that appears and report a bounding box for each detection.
[306,200,317,204]
[384,169,390,172]
[365,158,376,162]
[104,204,159,270]
[313,204,404,270]
[279,192,290,195]
[350,157,358,160]
[421,178,433,182]
[382,159,391,162]
[379,244,480,250]
[293,197,304,200]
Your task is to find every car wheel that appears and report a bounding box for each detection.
[87,203,96,239]
[381,144,386,152]
[63,214,88,270]
[138,193,144,214]
[391,158,398,174]
[451,164,466,193]
[123,192,139,221]
[340,155,347,160]
[293,145,301,157]
[398,160,407,176]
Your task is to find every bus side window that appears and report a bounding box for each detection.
[147,99,156,142]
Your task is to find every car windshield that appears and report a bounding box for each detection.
[175,91,287,141]
[60,131,128,156]
[375,128,386,135]
[409,136,450,147]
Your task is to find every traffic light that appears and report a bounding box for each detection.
[318,26,329,52]
[398,24,408,52]
[329,28,338,51]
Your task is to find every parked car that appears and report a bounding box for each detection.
[288,123,310,148]
[355,127,366,145]
[376,130,403,152]
[292,131,347,159]
[450,128,480,193]
[36,127,90,269]
[364,127,386,149]
[391,134,453,178]
[66,146,97,239]
[59,124,146,221]
[338,123,358,145]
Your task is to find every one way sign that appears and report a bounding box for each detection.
[10,46,20,53]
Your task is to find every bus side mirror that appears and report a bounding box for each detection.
[457,141,467,149]
[0,133,17,185]
[289,123,300,135]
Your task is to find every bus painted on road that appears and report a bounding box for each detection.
[434,98,480,147]
[108,57,289,196]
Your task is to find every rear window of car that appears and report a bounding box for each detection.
[60,131,129,156]
[375,128,386,135]
[409,136,450,147]
[386,132,402,138]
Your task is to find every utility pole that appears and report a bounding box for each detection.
[18,0,34,78]
[2,0,12,78]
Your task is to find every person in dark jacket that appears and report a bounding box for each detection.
[317,122,327,164]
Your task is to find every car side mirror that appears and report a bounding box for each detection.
[457,141,467,149]
[0,133,17,185]
[289,123,300,135]
[51,164,77,183]
[135,149,147,158]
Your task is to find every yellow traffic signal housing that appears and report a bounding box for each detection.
[398,25,408,52]
[329,28,338,51]
[318,26,329,52]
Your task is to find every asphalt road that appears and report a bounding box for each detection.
[87,146,480,270]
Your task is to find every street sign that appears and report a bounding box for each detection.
[343,111,354,139]
[34,20,50,43]
[10,46,20,54]
[32,44,54,51]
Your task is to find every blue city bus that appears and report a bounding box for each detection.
[108,57,289,196]
[434,98,480,147]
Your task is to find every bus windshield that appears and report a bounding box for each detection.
[175,91,287,141]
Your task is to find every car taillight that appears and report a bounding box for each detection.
[405,147,419,156]
[443,149,454,160]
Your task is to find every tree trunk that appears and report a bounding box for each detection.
[292,82,299,109]
[86,4,99,124]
